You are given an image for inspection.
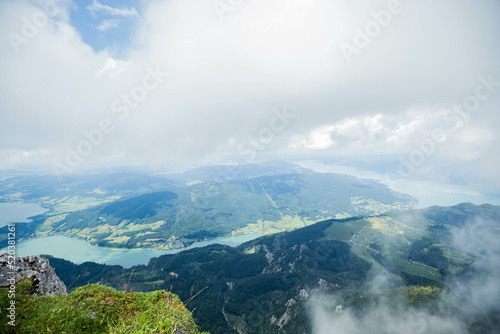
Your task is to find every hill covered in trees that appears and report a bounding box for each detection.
[0,163,415,249]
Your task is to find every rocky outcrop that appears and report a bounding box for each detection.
[0,252,66,295]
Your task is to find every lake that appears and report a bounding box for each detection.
[0,202,47,227]
[8,234,261,268]
[296,160,500,208]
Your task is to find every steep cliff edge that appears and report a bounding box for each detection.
[0,253,207,334]
[0,252,67,296]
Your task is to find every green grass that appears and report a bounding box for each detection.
[52,220,168,248]
[350,197,412,215]
[36,214,68,233]
[234,215,316,235]
[350,245,403,282]
[323,218,370,242]
[0,281,208,334]
[390,256,442,282]
[48,196,122,214]
[322,216,446,283]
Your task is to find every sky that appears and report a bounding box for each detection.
[1,0,500,191]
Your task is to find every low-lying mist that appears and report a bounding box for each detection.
[308,217,500,334]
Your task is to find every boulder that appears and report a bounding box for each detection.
[0,252,66,295]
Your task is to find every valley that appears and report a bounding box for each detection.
[0,163,415,250]
[44,203,500,333]
[2,164,498,333]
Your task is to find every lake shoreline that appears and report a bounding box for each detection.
[18,232,263,252]
[3,233,262,268]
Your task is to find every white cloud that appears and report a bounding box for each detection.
[96,19,121,31]
[87,0,138,18]
[290,112,425,152]
[0,149,58,170]
[95,57,131,78]
[458,127,494,145]
[301,125,337,150]
[32,0,73,22]
[0,0,499,188]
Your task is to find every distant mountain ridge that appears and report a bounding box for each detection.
[0,162,415,249]
[45,172,414,249]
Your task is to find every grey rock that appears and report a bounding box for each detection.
[0,252,67,296]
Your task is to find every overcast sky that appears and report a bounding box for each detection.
[1,0,499,189]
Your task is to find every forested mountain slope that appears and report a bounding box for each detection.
[46,203,500,333]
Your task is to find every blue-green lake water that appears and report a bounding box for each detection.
[0,202,47,227]
[8,234,260,268]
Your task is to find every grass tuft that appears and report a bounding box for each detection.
[0,283,209,334]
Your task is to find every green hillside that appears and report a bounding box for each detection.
[0,280,207,334]
[18,172,413,249]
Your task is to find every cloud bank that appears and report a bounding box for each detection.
[308,217,500,334]
[0,0,499,187]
